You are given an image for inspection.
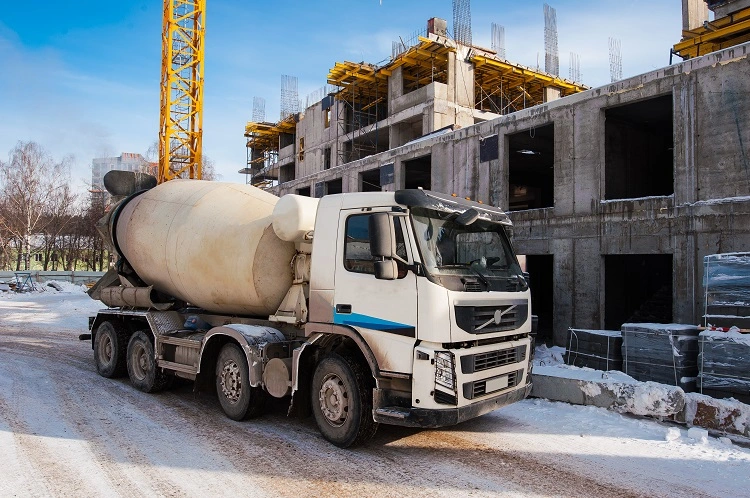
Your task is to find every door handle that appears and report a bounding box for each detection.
[336,304,352,314]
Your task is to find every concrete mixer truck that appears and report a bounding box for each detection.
[88,172,533,447]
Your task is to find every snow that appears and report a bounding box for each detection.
[534,345,635,382]
[1,289,750,496]
[688,427,709,443]
[0,280,103,332]
[568,328,622,337]
[701,328,750,346]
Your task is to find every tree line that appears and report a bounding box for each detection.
[0,140,219,273]
[0,141,110,272]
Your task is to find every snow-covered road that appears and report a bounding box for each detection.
[1,286,749,497]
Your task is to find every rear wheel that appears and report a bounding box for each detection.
[215,343,266,420]
[127,331,172,393]
[311,353,378,448]
[94,321,128,378]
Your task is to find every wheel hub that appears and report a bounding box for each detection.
[318,374,348,427]
[101,335,112,362]
[131,343,147,381]
[220,360,242,403]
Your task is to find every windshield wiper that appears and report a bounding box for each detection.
[467,263,490,287]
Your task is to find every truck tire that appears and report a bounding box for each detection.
[94,321,128,378]
[127,331,173,393]
[215,343,266,420]
[311,353,378,448]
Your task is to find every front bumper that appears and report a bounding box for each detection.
[373,381,532,428]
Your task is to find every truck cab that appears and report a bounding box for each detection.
[304,189,532,434]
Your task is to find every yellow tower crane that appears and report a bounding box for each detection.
[159,0,206,183]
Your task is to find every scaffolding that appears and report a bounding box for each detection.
[472,53,587,113]
[673,5,750,59]
[245,31,588,181]
[242,116,296,187]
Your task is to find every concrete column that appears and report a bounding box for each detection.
[682,0,709,31]
[552,238,574,345]
[543,87,562,103]
[388,66,404,115]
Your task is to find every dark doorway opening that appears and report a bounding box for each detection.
[279,164,295,183]
[325,178,343,195]
[296,186,311,197]
[605,254,673,330]
[404,155,431,190]
[360,169,381,192]
[507,124,554,211]
[605,94,673,200]
[525,254,554,344]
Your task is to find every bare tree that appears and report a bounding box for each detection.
[0,141,73,270]
[40,180,78,270]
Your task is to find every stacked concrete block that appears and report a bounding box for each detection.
[698,330,750,403]
[564,329,623,371]
[703,253,750,330]
[621,323,701,392]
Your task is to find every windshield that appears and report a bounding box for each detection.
[411,207,527,292]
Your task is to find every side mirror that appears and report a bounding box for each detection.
[374,260,398,280]
[369,213,393,258]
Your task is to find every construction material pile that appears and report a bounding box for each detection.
[703,252,750,329]
[698,329,750,403]
[564,328,623,371]
[621,323,701,392]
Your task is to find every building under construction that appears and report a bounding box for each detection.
[244,2,750,346]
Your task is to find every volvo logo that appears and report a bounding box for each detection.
[476,305,517,331]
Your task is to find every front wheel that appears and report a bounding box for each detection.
[127,331,172,393]
[311,353,378,448]
[215,343,266,420]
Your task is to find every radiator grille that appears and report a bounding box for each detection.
[460,345,526,373]
[455,304,529,334]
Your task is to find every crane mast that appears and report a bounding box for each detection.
[159,0,206,183]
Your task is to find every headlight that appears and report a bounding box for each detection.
[434,351,456,390]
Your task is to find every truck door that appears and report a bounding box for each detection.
[333,209,418,375]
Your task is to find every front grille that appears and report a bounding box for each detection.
[463,369,522,400]
[460,345,526,373]
[455,303,529,334]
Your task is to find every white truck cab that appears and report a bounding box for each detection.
[304,189,532,430]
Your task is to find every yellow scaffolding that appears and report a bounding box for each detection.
[159,0,206,184]
[673,6,750,59]
[245,36,588,177]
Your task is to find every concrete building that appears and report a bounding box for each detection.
[91,153,148,191]
[248,19,750,346]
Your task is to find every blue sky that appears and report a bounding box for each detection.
[0,1,683,190]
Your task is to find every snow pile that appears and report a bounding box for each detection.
[0,283,103,332]
[532,344,565,366]
[609,381,685,417]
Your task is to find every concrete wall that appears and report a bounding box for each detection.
[276,43,750,345]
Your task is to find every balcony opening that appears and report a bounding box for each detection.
[403,155,432,190]
[605,94,673,200]
[508,124,554,211]
[360,168,381,192]
[326,178,343,195]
